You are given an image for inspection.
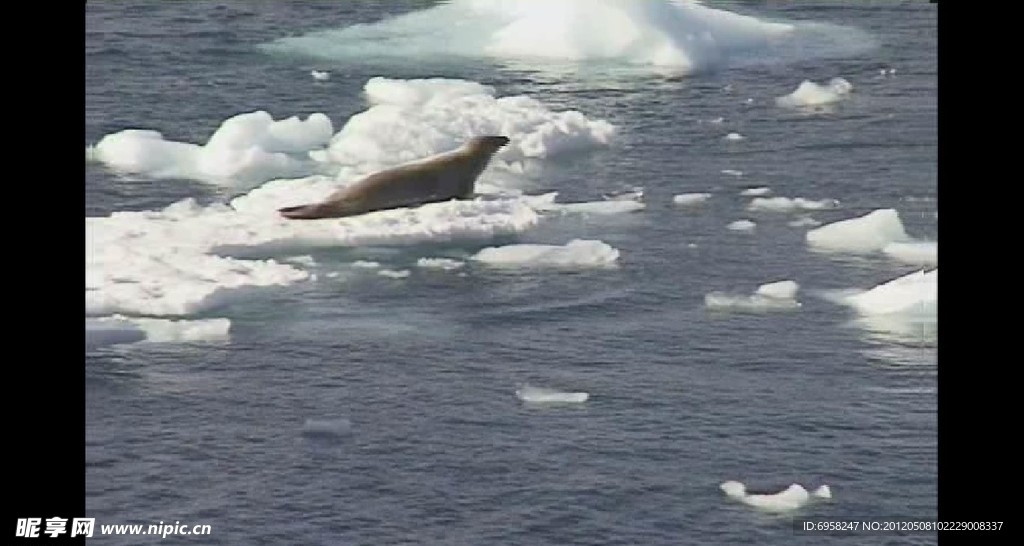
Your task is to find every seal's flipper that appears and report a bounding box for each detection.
[279,204,324,220]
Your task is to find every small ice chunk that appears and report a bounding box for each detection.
[311,70,331,81]
[378,269,411,279]
[283,255,316,267]
[720,481,828,512]
[473,239,619,268]
[806,209,910,253]
[673,193,712,206]
[740,187,771,197]
[755,280,799,300]
[706,280,801,312]
[747,197,839,212]
[776,77,853,108]
[515,385,589,404]
[721,169,744,177]
[844,269,937,316]
[351,260,382,269]
[416,257,465,270]
[724,132,745,141]
[882,241,938,266]
[727,220,756,232]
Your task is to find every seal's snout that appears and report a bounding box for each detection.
[475,135,510,152]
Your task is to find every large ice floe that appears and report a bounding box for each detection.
[262,0,871,75]
[806,209,937,266]
[705,280,801,312]
[86,78,616,325]
[776,77,853,108]
[720,481,831,512]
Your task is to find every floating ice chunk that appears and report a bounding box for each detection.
[324,77,615,169]
[301,418,352,437]
[747,197,839,212]
[515,385,589,404]
[473,239,619,268]
[311,70,331,81]
[720,481,829,512]
[265,0,799,73]
[378,269,411,279]
[788,216,821,228]
[755,280,799,300]
[708,117,726,124]
[721,169,744,177]
[724,132,745,141]
[806,209,910,253]
[882,241,938,266]
[283,255,316,267]
[92,112,334,187]
[845,269,937,316]
[740,187,771,197]
[705,280,801,312]
[351,260,382,269]
[813,485,832,499]
[673,193,712,206]
[86,316,231,349]
[416,257,466,270]
[776,77,853,108]
[727,220,756,231]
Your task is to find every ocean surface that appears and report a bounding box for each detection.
[85,2,937,544]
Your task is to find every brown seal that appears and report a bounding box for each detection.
[279,136,510,219]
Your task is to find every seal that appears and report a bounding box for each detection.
[279,135,510,220]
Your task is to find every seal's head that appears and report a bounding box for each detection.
[468,135,510,155]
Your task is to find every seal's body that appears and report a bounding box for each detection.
[279,136,510,220]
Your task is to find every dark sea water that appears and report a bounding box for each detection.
[86,2,937,544]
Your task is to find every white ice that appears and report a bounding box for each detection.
[727,220,756,232]
[806,208,912,254]
[378,269,411,279]
[311,70,331,81]
[90,112,334,187]
[739,187,771,197]
[673,193,712,206]
[882,241,938,266]
[265,0,799,74]
[515,385,589,404]
[844,269,937,316]
[705,280,801,312]
[416,257,466,270]
[473,239,619,268]
[776,77,853,108]
[724,132,745,141]
[721,169,744,177]
[747,197,839,212]
[87,78,614,318]
[720,481,831,512]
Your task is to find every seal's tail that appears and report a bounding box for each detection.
[279,204,323,220]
